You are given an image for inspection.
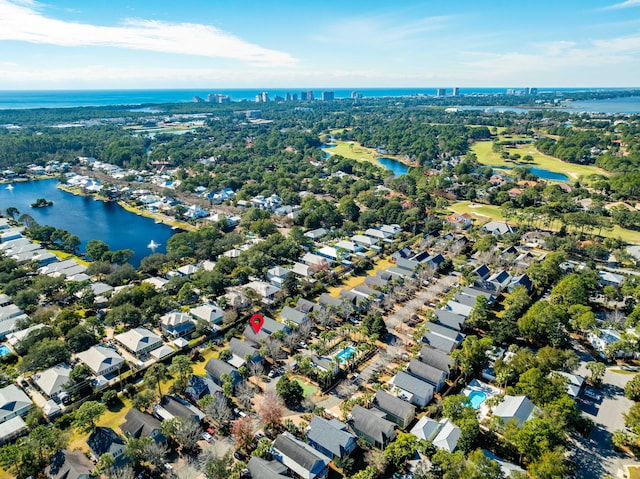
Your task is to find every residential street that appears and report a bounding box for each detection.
[572,342,640,478]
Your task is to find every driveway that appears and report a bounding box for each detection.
[572,342,640,478]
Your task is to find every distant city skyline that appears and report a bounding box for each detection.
[0,0,639,89]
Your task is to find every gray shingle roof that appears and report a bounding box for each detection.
[307,416,356,458]
[373,389,415,423]
[272,432,330,476]
[350,405,395,445]
[418,346,452,373]
[407,360,446,387]
[120,408,163,439]
[46,449,94,479]
[87,427,124,458]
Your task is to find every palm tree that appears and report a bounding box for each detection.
[144,363,168,398]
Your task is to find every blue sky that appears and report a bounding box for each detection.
[0,0,639,89]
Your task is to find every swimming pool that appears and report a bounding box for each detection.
[334,346,357,364]
[467,390,487,409]
[0,345,11,357]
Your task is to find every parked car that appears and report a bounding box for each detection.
[201,432,212,442]
[584,389,602,401]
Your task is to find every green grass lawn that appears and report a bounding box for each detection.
[293,378,317,398]
[448,200,640,244]
[325,141,410,168]
[471,140,610,181]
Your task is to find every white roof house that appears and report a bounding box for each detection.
[189,303,224,324]
[493,395,537,428]
[160,311,195,338]
[410,417,461,452]
[0,385,32,424]
[77,345,125,376]
[598,271,624,288]
[244,281,281,305]
[33,363,72,398]
[115,327,162,356]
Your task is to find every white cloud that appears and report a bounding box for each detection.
[603,0,640,9]
[0,0,297,66]
[312,14,450,46]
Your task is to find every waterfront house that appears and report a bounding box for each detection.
[160,311,195,338]
[46,449,94,479]
[272,432,331,479]
[390,371,435,407]
[115,327,162,357]
[87,427,125,463]
[372,389,415,429]
[306,416,357,460]
[348,405,396,449]
[77,345,124,376]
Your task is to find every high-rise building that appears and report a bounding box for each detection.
[351,91,363,99]
[526,87,538,95]
[301,90,314,101]
[285,92,291,102]
[207,93,231,104]
[452,87,459,97]
[193,96,205,103]
[321,91,334,101]
[292,93,298,101]
[436,88,447,97]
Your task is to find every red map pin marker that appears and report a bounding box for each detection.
[250,314,265,334]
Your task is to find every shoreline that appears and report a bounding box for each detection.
[56,183,195,231]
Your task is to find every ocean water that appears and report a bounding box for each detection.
[0,87,630,110]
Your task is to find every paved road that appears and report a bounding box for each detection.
[572,341,640,478]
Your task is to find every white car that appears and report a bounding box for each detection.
[201,432,212,442]
[584,389,602,401]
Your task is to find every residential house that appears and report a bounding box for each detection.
[0,385,32,424]
[372,389,416,429]
[295,298,318,314]
[553,371,585,399]
[0,416,28,445]
[247,457,289,479]
[380,224,402,237]
[508,274,533,293]
[189,303,224,326]
[154,395,205,423]
[424,322,465,348]
[473,264,490,281]
[292,262,314,278]
[280,306,309,328]
[205,358,242,388]
[482,449,527,477]
[318,293,343,310]
[446,300,473,318]
[306,416,357,460]
[460,286,496,304]
[243,315,289,343]
[304,228,328,242]
[410,417,461,452]
[185,374,223,403]
[244,280,281,305]
[33,363,72,399]
[77,345,125,376]
[120,409,165,443]
[588,328,632,358]
[481,221,516,236]
[493,395,537,428]
[434,309,465,332]
[267,266,292,288]
[446,213,473,229]
[485,270,512,292]
[46,449,94,479]
[407,359,447,392]
[228,338,262,368]
[418,346,452,375]
[87,427,125,462]
[390,372,435,407]
[301,253,330,269]
[160,311,195,338]
[115,327,162,357]
[351,234,379,249]
[348,405,396,449]
[599,271,625,288]
[310,355,340,376]
[271,432,330,479]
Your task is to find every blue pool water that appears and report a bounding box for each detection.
[0,345,12,357]
[334,346,357,364]
[467,390,487,409]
